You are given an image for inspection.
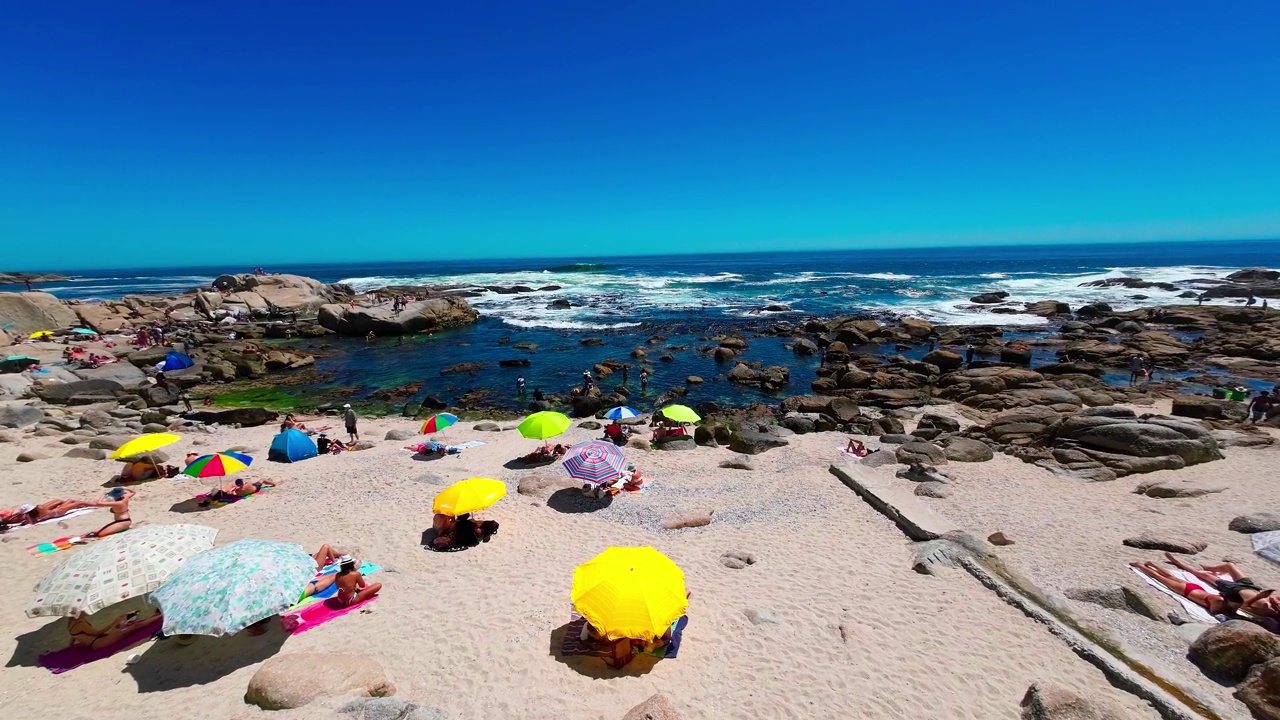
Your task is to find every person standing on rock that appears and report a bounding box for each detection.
[1128,355,1145,386]
[343,404,359,443]
[965,344,975,366]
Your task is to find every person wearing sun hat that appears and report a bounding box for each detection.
[343,403,359,443]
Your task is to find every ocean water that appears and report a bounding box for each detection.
[10,240,1279,410]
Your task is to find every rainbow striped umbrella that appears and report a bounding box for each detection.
[561,440,627,486]
[420,413,459,434]
[182,452,253,479]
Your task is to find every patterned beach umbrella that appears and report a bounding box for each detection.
[433,478,506,517]
[420,413,459,434]
[27,524,218,618]
[561,441,627,486]
[603,406,639,420]
[571,547,688,642]
[517,411,571,440]
[150,539,316,637]
[181,451,253,479]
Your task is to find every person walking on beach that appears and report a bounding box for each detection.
[343,404,359,443]
[516,375,526,395]
[1248,390,1273,423]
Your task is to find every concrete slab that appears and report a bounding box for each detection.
[828,461,958,541]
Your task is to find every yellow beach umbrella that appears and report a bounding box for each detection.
[571,547,688,642]
[658,404,700,423]
[110,433,181,461]
[517,411,571,440]
[433,478,506,517]
[28,330,54,339]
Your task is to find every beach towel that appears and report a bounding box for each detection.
[1252,530,1280,566]
[194,485,271,508]
[27,529,125,557]
[37,614,163,674]
[284,595,378,635]
[8,507,96,531]
[1129,567,1221,624]
[559,614,686,660]
[452,440,486,450]
[287,562,381,612]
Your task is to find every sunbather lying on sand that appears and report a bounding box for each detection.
[116,461,178,483]
[198,478,275,506]
[67,609,159,649]
[1,498,98,527]
[1131,554,1280,619]
[525,444,567,462]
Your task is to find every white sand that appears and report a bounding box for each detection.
[0,416,1159,719]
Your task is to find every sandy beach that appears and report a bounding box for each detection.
[0,412,1178,720]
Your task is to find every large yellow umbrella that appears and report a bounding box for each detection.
[571,547,688,642]
[433,478,506,517]
[658,405,700,423]
[517,411,571,440]
[110,433,181,461]
[28,330,54,339]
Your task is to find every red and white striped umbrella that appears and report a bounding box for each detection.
[561,440,627,486]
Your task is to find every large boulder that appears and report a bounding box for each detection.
[318,297,479,336]
[1067,420,1222,465]
[728,429,789,455]
[1190,621,1280,681]
[184,407,279,427]
[1121,532,1206,554]
[70,362,149,388]
[1231,514,1280,534]
[245,653,395,710]
[896,441,947,465]
[1237,657,1280,720]
[1172,396,1248,422]
[1019,682,1128,719]
[0,291,78,335]
[0,404,44,428]
[943,437,994,462]
[921,349,963,371]
[33,379,124,404]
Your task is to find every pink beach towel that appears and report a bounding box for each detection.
[37,614,163,674]
[284,595,377,635]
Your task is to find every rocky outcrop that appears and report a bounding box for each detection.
[1189,620,1280,681]
[0,291,79,335]
[0,404,44,428]
[936,367,1084,412]
[1019,682,1128,720]
[728,427,790,455]
[726,362,790,392]
[212,274,354,315]
[1237,658,1280,720]
[318,297,479,336]
[184,407,279,427]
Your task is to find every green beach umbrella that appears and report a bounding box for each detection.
[658,405,701,423]
[149,539,316,636]
[517,411,571,440]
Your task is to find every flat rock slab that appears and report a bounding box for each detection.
[829,461,958,541]
[1134,479,1227,499]
[1123,532,1207,554]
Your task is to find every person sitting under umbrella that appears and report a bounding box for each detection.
[431,513,499,551]
[116,459,177,483]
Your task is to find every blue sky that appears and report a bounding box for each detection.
[2,2,1278,270]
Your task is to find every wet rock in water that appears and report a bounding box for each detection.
[1018,681,1129,720]
[384,429,416,441]
[1237,657,1280,720]
[895,441,947,465]
[792,338,818,355]
[942,437,994,462]
[1025,300,1072,317]
[245,653,395,710]
[1122,532,1207,554]
[16,451,50,462]
[719,455,754,470]
[1134,479,1227,499]
[685,376,704,384]
[498,358,531,367]
[1189,620,1280,682]
[720,550,757,569]
[988,531,1014,546]
[621,693,683,720]
[662,512,712,530]
[914,482,951,499]
[1063,586,1163,621]
[970,291,1010,304]
[1231,513,1280,534]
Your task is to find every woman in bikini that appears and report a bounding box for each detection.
[67,609,158,649]
[334,556,381,606]
[1131,553,1280,619]
[1,498,98,527]
[85,487,134,539]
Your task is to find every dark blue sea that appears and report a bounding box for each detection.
[10,240,1280,409]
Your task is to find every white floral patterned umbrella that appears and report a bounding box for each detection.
[27,524,218,618]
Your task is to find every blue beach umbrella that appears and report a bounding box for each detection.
[603,406,639,420]
[70,328,99,335]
